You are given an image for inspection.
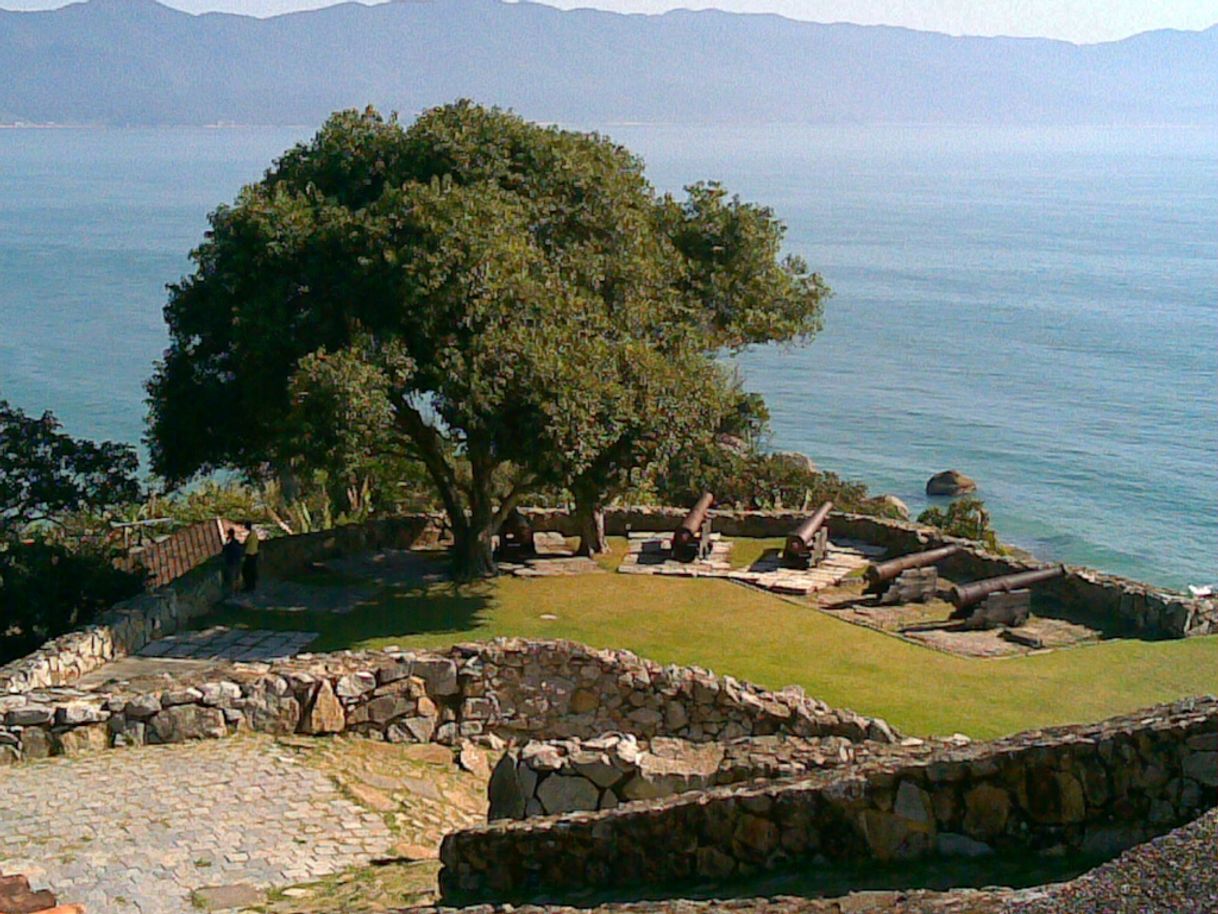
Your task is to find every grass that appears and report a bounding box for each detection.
[197,539,1218,741]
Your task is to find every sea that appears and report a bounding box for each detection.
[0,124,1214,590]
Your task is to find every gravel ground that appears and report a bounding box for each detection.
[1004,808,1218,914]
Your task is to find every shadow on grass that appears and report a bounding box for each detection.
[195,577,496,653]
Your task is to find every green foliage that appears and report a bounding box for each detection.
[0,398,145,663]
[918,496,1002,552]
[0,538,144,663]
[147,102,831,576]
[0,398,140,531]
[658,446,875,512]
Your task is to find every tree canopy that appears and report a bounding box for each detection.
[0,398,140,532]
[147,102,829,576]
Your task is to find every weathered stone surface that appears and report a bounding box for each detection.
[20,727,54,759]
[56,703,106,726]
[488,753,527,820]
[336,671,377,699]
[55,724,109,757]
[964,783,1011,838]
[1184,751,1218,786]
[300,680,345,735]
[124,693,162,719]
[6,707,52,726]
[149,704,227,743]
[536,774,600,815]
[243,688,300,735]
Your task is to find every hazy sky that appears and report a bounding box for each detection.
[4,0,1218,43]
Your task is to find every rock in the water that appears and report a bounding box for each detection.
[926,470,977,496]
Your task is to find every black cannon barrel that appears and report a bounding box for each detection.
[672,492,715,550]
[784,501,833,558]
[864,544,963,588]
[948,564,1067,610]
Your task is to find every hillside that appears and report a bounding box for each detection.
[0,0,1215,127]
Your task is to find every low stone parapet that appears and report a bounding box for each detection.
[437,696,1218,904]
[487,732,881,819]
[0,638,897,764]
[0,516,445,696]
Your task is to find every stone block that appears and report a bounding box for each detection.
[963,783,1010,838]
[124,693,162,719]
[19,727,54,759]
[55,723,109,757]
[148,704,227,743]
[536,774,599,815]
[300,680,345,735]
[1183,751,1218,786]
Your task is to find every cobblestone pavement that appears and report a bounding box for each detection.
[0,736,393,914]
[139,626,319,661]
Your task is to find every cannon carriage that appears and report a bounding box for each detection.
[781,501,833,569]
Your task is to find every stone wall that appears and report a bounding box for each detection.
[487,733,880,820]
[0,638,896,765]
[437,696,1218,904]
[0,516,445,695]
[521,507,1217,638]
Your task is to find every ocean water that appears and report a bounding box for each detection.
[0,125,1214,589]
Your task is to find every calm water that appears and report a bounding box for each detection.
[0,126,1214,589]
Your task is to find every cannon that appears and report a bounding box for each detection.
[781,501,833,569]
[863,543,963,603]
[672,492,715,562]
[949,564,1067,629]
[495,508,536,559]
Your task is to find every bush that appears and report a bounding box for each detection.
[655,447,881,513]
[0,539,145,664]
[917,496,1002,552]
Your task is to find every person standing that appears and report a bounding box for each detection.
[241,520,261,592]
[221,528,244,595]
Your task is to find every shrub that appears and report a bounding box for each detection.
[917,496,1002,552]
[0,539,144,663]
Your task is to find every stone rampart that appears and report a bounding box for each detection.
[487,732,882,820]
[521,507,1216,638]
[437,696,1218,904]
[0,638,896,765]
[0,516,445,695]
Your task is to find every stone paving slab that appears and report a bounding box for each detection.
[0,737,393,914]
[618,533,735,577]
[139,626,318,662]
[728,539,887,596]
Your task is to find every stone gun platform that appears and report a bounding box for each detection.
[618,533,885,597]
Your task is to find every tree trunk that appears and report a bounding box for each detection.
[573,486,609,557]
[450,445,500,581]
[451,523,497,580]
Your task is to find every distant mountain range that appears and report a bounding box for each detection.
[1,0,1215,127]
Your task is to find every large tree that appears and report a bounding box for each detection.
[147,102,828,576]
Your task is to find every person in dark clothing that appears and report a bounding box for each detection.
[241,520,261,592]
[221,528,244,594]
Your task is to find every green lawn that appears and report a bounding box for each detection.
[200,540,1218,741]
